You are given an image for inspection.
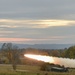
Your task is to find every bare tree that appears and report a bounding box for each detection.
[1,43,20,70]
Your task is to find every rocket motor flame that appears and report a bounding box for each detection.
[24,54,54,63]
[24,54,75,68]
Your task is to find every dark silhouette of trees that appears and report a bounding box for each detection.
[1,43,20,70]
[1,43,13,63]
[65,46,75,59]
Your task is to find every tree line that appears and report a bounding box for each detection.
[0,43,75,70]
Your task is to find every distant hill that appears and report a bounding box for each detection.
[16,44,74,49]
[0,43,74,49]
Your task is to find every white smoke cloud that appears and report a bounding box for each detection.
[53,57,75,68]
[25,54,75,68]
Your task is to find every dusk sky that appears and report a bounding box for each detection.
[0,0,75,44]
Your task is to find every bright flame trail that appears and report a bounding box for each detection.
[24,54,54,63]
[24,54,75,68]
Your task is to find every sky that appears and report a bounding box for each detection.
[0,0,75,44]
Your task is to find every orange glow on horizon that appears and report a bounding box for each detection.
[24,54,54,63]
[0,38,32,42]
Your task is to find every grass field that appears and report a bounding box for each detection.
[0,64,75,75]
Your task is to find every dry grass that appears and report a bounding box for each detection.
[0,64,75,75]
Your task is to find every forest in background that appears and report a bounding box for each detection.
[0,43,75,70]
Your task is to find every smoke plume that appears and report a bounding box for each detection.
[25,54,75,68]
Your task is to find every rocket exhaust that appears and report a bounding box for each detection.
[24,54,75,68]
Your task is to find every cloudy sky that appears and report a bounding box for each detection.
[0,0,75,44]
